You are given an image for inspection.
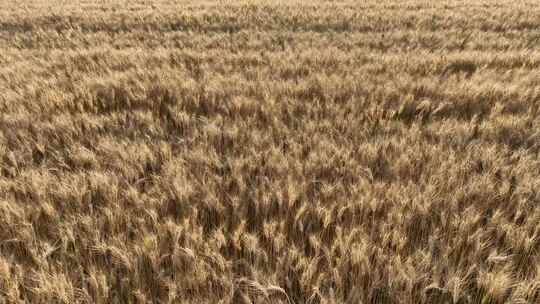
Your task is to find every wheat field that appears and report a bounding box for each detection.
[1,0,540,303]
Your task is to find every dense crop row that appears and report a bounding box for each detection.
[1,0,540,303]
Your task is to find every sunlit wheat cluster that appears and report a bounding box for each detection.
[1,0,540,303]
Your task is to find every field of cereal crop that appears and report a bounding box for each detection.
[1,1,540,303]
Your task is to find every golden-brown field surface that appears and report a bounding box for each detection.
[1,0,540,303]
